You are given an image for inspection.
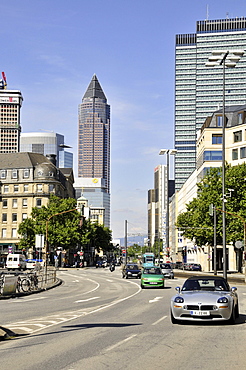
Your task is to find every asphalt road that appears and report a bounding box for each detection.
[1,267,246,370]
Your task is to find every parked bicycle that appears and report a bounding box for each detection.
[16,273,39,293]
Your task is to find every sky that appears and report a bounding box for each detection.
[1,0,246,239]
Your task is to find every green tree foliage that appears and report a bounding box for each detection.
[18,195,113,252]
[176,163,246,246]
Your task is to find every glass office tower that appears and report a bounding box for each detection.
[175,17,246,191]
[78,75,110,194]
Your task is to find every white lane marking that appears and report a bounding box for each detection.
[106,279,113,282]
[72,280,80,282]
[11,297,47,303]
[152,315,167,326]
[75,297,99,303]
[149,297,163,303]
[106,334,137,352]
[7,281,141,335]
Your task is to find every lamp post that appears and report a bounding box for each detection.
[159,149,177,260]
[206,49,244,280]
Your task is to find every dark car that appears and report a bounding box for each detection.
[122,263,141,279]
[190,263,202,271]
[96,260,107,268]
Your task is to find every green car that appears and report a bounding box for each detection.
[141,266,165,289]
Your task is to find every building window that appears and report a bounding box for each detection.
[49,184,55,192]
[240,147,246,159]
[36,198,42,207]
[12,213,17,222]
[2,213,7,222]
[3,199,8,207]
[37,184,43,192]
[22,199,28,207]
[1,170,6,179]
[212,134,222,144]
[238,113,243,124]
[12,169,18,179]
[23,169,30,178]
[2,228,7,238]
[14,185,19,192]
[12,199,18,208]
[22,213,27,221]
[204,151,222,162]
[3,185,9,193]
[232,149,238,160]
[216,116,223,127]
[12,228,17,238]
[24,184,29,192]
[234,130,242,143]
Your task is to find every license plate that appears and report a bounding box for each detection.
[132,274,137,276]
[190,310,210,316]
[149,282,158,285]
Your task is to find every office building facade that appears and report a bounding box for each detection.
[20,132,73,169]
[0,89,23,153]
[78,75,110,227]
[78,75,110,193]
[175,17,246,190]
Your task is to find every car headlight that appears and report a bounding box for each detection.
[217,297,228,303]
[174,296,184,303]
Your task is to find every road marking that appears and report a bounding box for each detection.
[11,297,47,303]
[106,334,137,352]
[75,297,99,303]
[152,315,167,326]
[149,297,163,303]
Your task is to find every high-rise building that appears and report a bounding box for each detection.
[175,17,246,190]
[78,75,110,227]
[0,88,23,153]
[78,75,110,193]
[20,132,73,168]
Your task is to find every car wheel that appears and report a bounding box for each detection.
[161,284,165,289]
[228,306,236,324]
[170,310,178,324]
[235,303,239,318]
[125,275,128,279]
[141,284,144,289]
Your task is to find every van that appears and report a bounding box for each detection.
[6,254,26,271]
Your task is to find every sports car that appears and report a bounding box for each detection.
[141,266,165,289]
[170,276,239,324]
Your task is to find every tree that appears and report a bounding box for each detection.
[176,163,246,246]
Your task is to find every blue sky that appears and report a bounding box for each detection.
[1,0,246,238]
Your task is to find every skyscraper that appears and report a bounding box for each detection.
[77,75,110,227]
[78,75,110,193]
[0,87,23,153]
[175,17,246,190]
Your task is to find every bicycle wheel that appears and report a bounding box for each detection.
[21,278,31,292]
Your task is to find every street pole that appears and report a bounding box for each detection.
[213,206,217,275]
[125,220,127,265]
[206,49,244,280]
[221,53,228,280]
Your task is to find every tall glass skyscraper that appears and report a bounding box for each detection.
[78,75,110,193]
[175,17,246,190]
[77,75,110,228]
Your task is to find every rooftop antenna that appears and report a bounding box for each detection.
[226,12,229,19]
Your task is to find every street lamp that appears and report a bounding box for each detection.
[159,149,177,260]
[206,49,244,280]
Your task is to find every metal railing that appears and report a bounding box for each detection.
[0,267,57,296]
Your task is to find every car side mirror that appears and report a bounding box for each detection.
[175,286,180,293]
[231,287,237,292]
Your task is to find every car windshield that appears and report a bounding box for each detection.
[127,265,139,270]
[143,268,162,275]
[181,278,229,292]
[160,264,171,269]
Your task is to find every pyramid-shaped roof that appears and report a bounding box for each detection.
[82,74,106,100]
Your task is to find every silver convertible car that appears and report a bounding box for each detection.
[170,276,239,324]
